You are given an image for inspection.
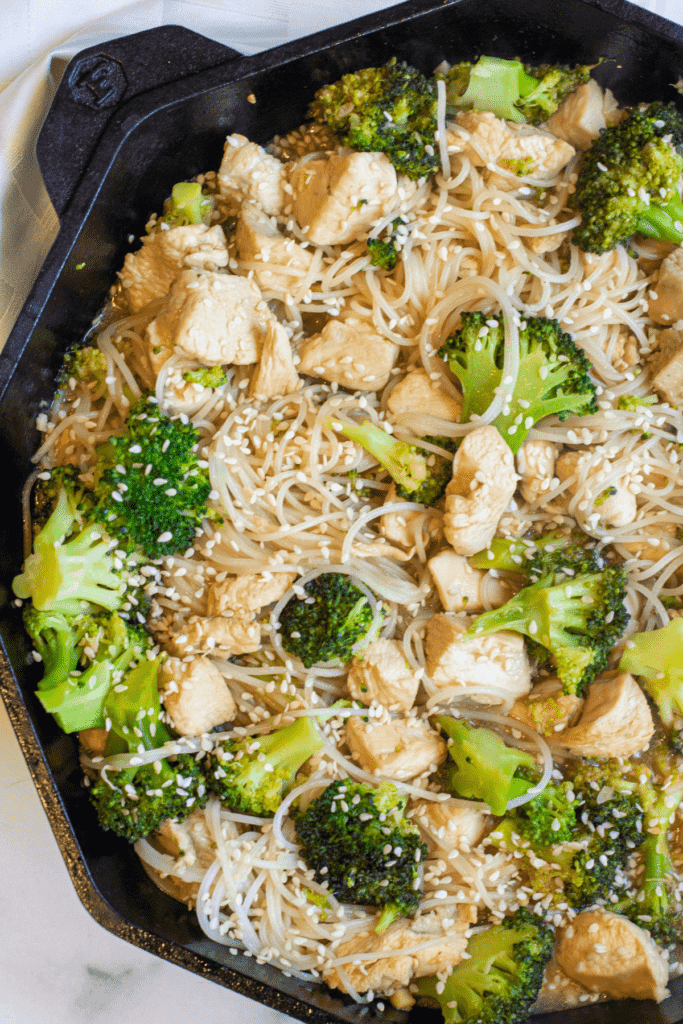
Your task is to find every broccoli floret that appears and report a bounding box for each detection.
[294,779,427,933]
[434,716,537,816]
[367,218,403,270]
[158,181,213,229]
[12,486,135,614]
[617,394,657,411]
[61,345,107,389]
[31,464,93,530]
[469,529,605,580]
[620,618,683,746]
[27,609,150,733]
[416,907,554,1024]
[182,366,228,388]
[309,59,439,180]
[439,312,598,455]
[508,771,577,845]
[464,563,629,696]
[89,396,221,558]
[205,715,324,816]
[326,417,455,505]
[570,103,683,254]
[277,573,380,668]
[441,54,594,125]
[88,657,208,842]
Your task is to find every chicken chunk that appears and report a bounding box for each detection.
[207,571,296,617]
[556,910,669,1003]
[298,318,398,391]
[546,79,621,151]
[559,672,655,758]
[235,202,313,293]
[145,269,269,367]
[119,224,229,313]
[161,655,236,735]
[387,369,462,423]
[451,110,575,184]
[555,449,637,528]
[345,715,447,781]
[443,426,518,556]
[648,327,683,405]
[218,133,286,216]
[165,614,261,658]
[509,676,584,737]
[323,905,475,995]
[516,440,558,504]
[291,150,398,246]
[428,548,508,613]
[147,809,216,903]
[647,246,683,325]
[412,799,488,853]
[425,613,532,701]
[380,483,443,552]
[347,638,419,712]
[248,319,299,400]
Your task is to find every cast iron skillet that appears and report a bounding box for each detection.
[1,0,683,1021]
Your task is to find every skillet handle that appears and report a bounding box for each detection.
[36,25,240,217]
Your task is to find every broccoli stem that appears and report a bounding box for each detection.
[329,418,428,491]
[636,192,683,243]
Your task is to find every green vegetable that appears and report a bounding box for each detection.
[160,181,213,228]
[617,394,657,411]
[294,779,427,933]
[469,528,605,580]
[182,366,228,388]
[367,218,403,270]
[620,618,683,746]
[439,312,598,455]
[570,103,683,253]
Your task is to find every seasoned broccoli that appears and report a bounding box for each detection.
[441,54,594,126]
[89,396,221,558]
[439,312,598,455]
[12,486,136,614]
[182,366,228,388]
[159,181,213,229]
[507,769,577,845]
[617,394,657,411]
[294,779,427,933]
[416,907,554,1024]
[277,573,381,668]
[469,528,605,580]
[61,345,107,388]
[326,417,455,505]
[309,58,439,180]
[464,562,629,696]
[570,102,683,253]
[434,716,537,816]
[620,618,683,748]
[205,715,324,816]
[26,608,150,733]
[31,464,92,530]
[88,657,208,842]
[367,218,403,270]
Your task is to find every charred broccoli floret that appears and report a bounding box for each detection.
[570,102,683,253]
[309,59,439,180]
[294,779,427,933]
[439,312,598,455]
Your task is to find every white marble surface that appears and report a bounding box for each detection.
[2,0,683,1022]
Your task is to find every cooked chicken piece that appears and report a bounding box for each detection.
[347,638,419,712]
[647,247,683,324]
[412,799,488,853]
[425,613,531,701]
[147,809,216,903]
[621,521,679,563]
[443,426,518,556]
[350,540,414,561]
[161,655,236,735]
[235,202,313,292]
[526,228,566,255]
[387,369,462,423]
[248,319,299,399]
[323,905,476,994]
[555,449,637,528]
[298,318,398,391]
[207,571,296,617]
[509,676,584,737]
[119,224,229,313]
[78,727,108,756]
[218,133,286,216]
[556,910,669,1003]
[546,80,621,150]
[451,110,575,185]
[165,614,261,658]
[559,672,654,758]
[428,548,508,613]
[648,327,683,405]
[145,269,269,367]
[516,440,558,504]
[380,483,442,551]
[345,715,447,781]
[606,330,639,373]
[291,150,398,246]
